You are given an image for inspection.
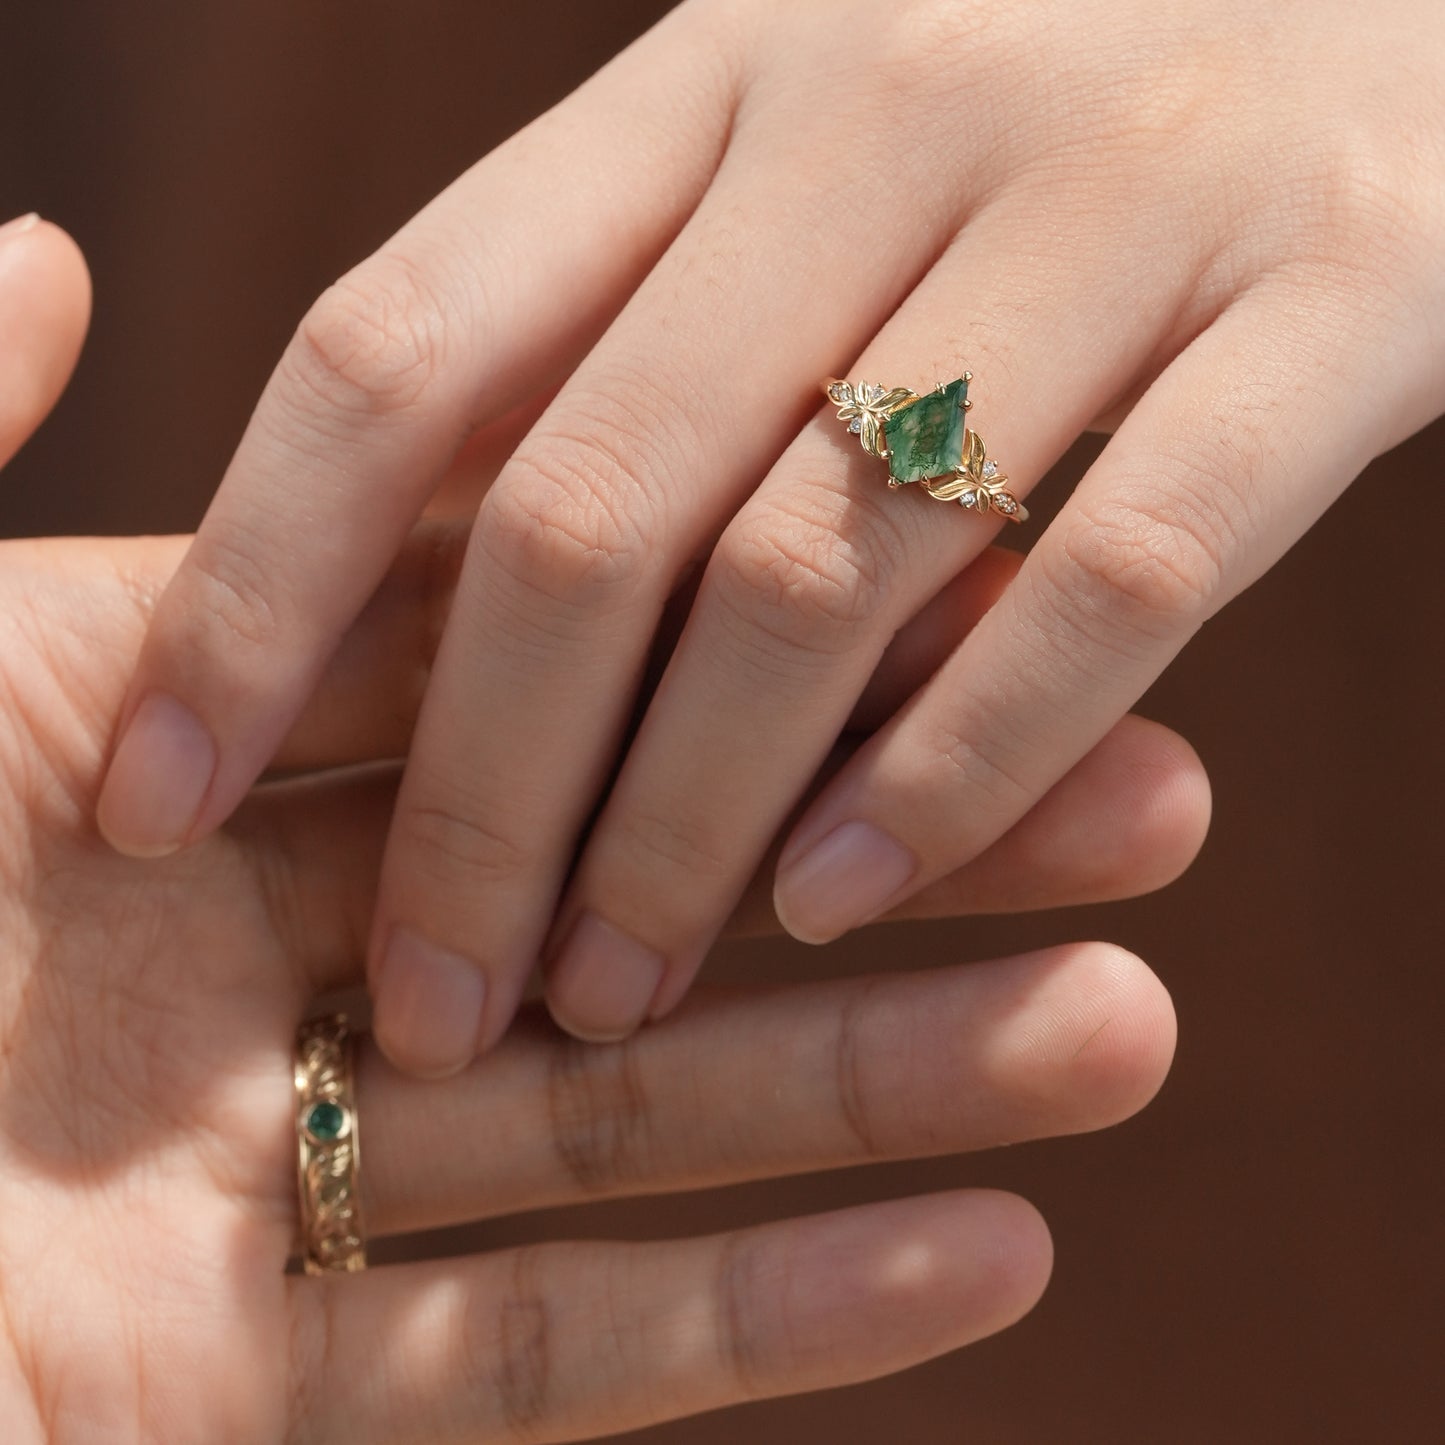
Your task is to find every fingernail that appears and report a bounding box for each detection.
[0,213,40,246]
[545,912,666,1043]
[774,820,917,944]
[96,694,217,857]
[372,926,487,1078]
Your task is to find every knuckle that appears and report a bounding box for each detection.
[714,491,896,660]
[288,254,452,418]
[872,0,1008,103]
[184,522,286,654]
[396,794,532,892]
[611,803,732,886]
[1051,481,1235,633]
[927,718,1036,813]
[484,422,663,608]
[545,1038,654,1195]
[1260,97,1445,311]
[1310,118,1445,262]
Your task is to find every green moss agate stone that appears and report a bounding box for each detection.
[883,377,968,484]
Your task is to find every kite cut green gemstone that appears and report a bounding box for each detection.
[883,377,968,484]
[305,1101,346,1142]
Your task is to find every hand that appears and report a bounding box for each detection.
[83,0,1383,1074]
[0,220,1183,1442]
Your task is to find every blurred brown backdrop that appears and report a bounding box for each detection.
[3,3,1442,1441]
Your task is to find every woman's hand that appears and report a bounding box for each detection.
[82,0,1383,1074]
[0,219,1189,1442]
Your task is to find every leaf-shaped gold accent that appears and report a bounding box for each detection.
[859,411,882,457]
[826,381,854,407]
[921,473,977,502]
[874,387,917,414]
[963,428,987,477]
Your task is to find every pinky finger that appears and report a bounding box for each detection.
[289,1191,1050,1445]
[720,711,1209,940]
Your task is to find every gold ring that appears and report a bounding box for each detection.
[823,373,1028,523]
[294,1013,367,1275]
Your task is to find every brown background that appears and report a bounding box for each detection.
[3,3,1442,1440]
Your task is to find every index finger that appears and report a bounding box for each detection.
[96,5,743,856]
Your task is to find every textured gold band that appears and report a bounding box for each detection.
[294,1013,367,1276]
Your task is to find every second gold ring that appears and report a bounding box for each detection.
[294,1013,366,1276]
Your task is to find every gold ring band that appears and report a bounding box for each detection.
[294,1013,367,1275]
[823,374,1028,523]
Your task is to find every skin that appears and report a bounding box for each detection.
[0,219,1200,1443]
[91,0,1391,1080]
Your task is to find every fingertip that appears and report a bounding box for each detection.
[34,217,94,321]
[543,997,637,1046]
[370,925,488,1079]
[643,955,703,1023]
[542,911,666,1043]
[0,214,94,467]
[95,693,218,858]
[773,820,918,947]
[2,215,93,328]
[859,1190,1054,1346]
[1064,941,1178,1123]
[967,714,1212,912]
[963,1189,1055,1330]
[1108,717,1214,892]
[752,1188,1055,1393]
[770,872,836,945]
[1156,724,1213,866]
[0,213,40,241]
[990,941,1177,1136]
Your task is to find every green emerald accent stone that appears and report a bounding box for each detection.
[305,1101,346,1142]
[883,377,968,484]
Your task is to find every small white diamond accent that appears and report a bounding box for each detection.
[960,490,978,508]
[982,460,998,479]
[848,418,862,433]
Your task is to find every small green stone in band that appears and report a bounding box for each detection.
[305,1101,347,1142]
[883,376,968,484]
